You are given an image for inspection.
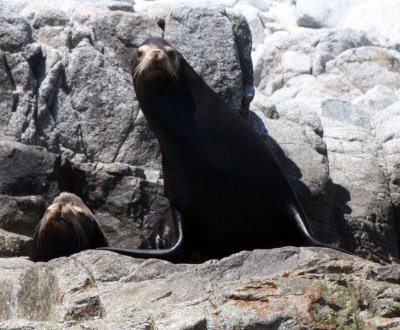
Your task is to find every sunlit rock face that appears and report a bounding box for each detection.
[0,0,252,256]
[1,0,400,328]
[1,248,400,329]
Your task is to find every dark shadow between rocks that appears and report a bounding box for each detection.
[332,183,358,252]
[26,47,46,91]
[250,111,354,251]
[53,156,89,203]
[396,206,400,260]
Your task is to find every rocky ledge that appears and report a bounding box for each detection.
[1,0,400,328]
[1,0,399,263]
[0,0,252,256]
[1,248,400,329]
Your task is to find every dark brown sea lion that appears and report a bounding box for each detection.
[30,192,108,262]
[99,37,348,262]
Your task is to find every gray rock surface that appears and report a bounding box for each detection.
[1,0,252,166]
[253,26,400,262]
[0,229,30,257]
[295,0,333,29]
[1,0,400,328]
[1,248,400,329]
[0,0,252,250]
[296,0,400,48]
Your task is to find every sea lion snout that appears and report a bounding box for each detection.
[151,49,162,59]
[132,37,180,80]
[29,192,108,262]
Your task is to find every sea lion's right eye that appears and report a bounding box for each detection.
[137,50,143,58]
[167,50,176,59]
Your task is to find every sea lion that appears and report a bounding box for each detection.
[99,37,347,262]
[30,192,108,262]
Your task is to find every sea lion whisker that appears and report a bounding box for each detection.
[68,209,89,248]
[36,211,52,249]
[163,60,178,80]
[133,63,143,79]
[35,226,43,249]
[29,192,108,262]
[133,59,150,79]
[110,36,353,264]
[69,213,83,247]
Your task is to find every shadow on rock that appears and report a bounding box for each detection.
[251,111,354,252]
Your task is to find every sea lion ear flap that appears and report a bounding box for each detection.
[177,52,185,63]
[130,46,143,76]
[175,52,187,72]
[89,218,109,247]
[130,53,138,77]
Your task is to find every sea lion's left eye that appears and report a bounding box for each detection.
[167,50,175,58]
[137,50,144,58]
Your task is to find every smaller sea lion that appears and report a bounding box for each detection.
[30,192,108,262]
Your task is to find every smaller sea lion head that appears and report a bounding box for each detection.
[131,37,181,82]
[30,192,108,262]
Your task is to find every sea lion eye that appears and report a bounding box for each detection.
[167,50,175,58]
[137,50,143,58]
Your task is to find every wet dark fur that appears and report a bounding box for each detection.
[30,192,108,262]
[100,37,349,263]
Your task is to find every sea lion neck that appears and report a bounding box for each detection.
[133,74,178,100]
[135,64,196,131]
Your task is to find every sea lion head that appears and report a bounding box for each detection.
[30,192,108,262]
[131,37,181,82]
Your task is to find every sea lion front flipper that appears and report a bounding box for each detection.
[138,206,182,249]
[97,206,185,262]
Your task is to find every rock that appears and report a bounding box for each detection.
[325,47,400,93]
[353,85,399,113]
[0,7,32,52]
[371,102,400,215]
[259,1,298,33]
[52,157,169,249]
[232,1,265,49]
[0,139,58,198]
[296,0,333,28]
[1,0,252,165]
[341,0,400,48]
[252,23,400,261]
[0,140,168,250]
[250,90,279,120]
[0,195,46,237]
[0,0,400,328]
[0,229,31,257]
[321,100,398,259]
[0,248,400,328]
[254,29,372,96]
[296,0,400,48]
[0,140,59,239]
[0,0,253,255]
[250,101,341,245]
[322,99,370,130]
[280,50,312,75]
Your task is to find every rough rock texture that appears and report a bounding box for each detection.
[0,0,253,249]
[0,138,168,249]
[1,0,400,328]
[253,27,400,262]
[296,0,400,48]
[1,248,400,329]
[0,0,252,166]
[0,229,31,257]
